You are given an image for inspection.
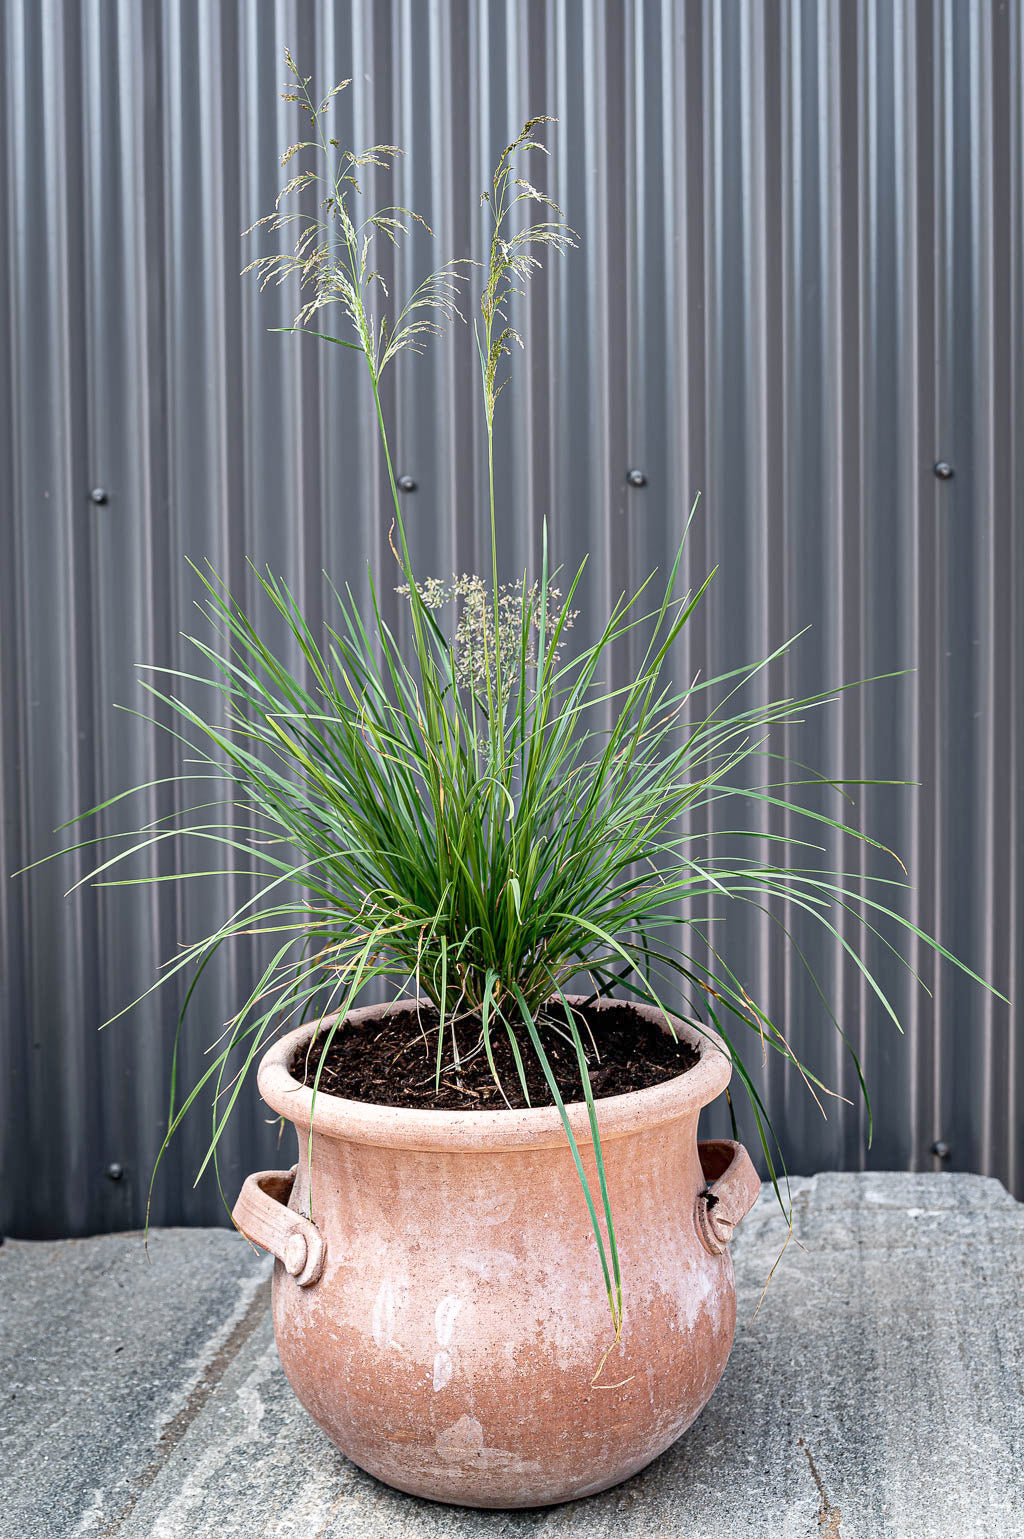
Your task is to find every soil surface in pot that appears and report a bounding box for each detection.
[294,1000,700,1111]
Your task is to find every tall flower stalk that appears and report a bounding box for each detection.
[474,119,577,722]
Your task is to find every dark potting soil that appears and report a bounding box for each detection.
[293,1000,700,1111]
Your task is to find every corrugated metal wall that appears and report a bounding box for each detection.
[2,0,1020,1238]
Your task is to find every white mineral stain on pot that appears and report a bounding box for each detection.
[457,1249,517,1284]
[431,1295,463,1390]
[436,1414,485,1461]
[465,1191,516,1226]
[680,1265,715,1331]
[435,1294,462,1346]
[707,1270,725,1330]
[435,1415,543,1475]
[433,1350,454,1391]
[371,1278,395,1349]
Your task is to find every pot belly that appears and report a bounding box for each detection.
[269,1199,736,1508]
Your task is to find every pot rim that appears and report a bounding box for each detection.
[257,995,732,1152]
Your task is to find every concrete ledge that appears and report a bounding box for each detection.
[1,1172,1021,1538]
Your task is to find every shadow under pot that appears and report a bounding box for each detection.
[233,996,760,1509]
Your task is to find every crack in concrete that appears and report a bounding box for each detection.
[95,1278,271,1536]
[798,1436,843,1539]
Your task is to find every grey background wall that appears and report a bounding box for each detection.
[1,0,1020,1238]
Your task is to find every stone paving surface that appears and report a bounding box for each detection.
[1,1172,1021,1538]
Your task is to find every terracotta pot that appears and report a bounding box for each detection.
[233,997,760,1508]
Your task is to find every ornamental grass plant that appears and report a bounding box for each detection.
[40,55,997,1336]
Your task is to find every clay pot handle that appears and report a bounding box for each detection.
[232,1165,326,1287]
[695,1139,761,1255]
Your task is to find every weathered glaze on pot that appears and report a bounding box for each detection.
[234,998,759,1508]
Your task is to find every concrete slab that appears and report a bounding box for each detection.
[1,1172,1020,1538]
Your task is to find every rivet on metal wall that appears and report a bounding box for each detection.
[933,461,954,481]
[105,1162,124,1180]
[930,1140,951,1161]
[397,475,417,494]
[626,468,647,488]
[89,487,109,505]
